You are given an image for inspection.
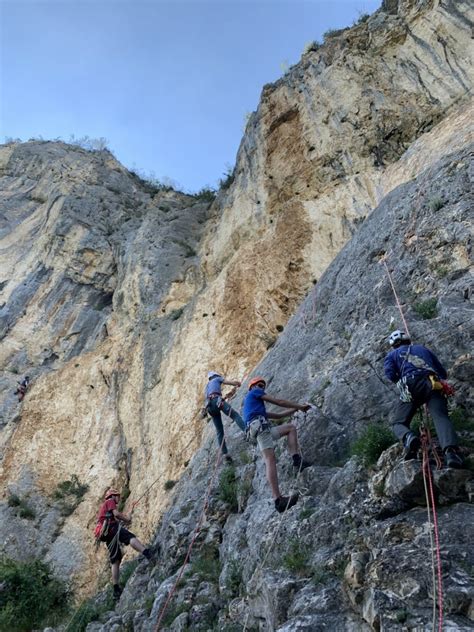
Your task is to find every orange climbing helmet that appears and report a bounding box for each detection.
[248,376,266,390]
[104,488,120,500]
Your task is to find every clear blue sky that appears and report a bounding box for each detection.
[1,0,380,192]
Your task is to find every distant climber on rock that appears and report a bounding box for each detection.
[243,376,312,513]
[94,488,154,601]
[14,376,29,402]
[384,330,464,468]
[204,371,246,464]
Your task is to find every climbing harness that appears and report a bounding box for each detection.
[381,255,444,632]
[246,416,271,444]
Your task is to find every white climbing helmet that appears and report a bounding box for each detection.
[388,330,410,346]
[208,371,222,379]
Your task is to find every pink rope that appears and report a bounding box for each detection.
[154,435,225,630]
[381,257,411,336]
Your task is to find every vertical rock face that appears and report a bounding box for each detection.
[77,144,473,632]
[0,0,472,615]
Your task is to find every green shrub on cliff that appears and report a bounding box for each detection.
[351,423,395,466]
[0,557,70,631]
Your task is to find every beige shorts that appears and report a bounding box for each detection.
[257,425,281,451]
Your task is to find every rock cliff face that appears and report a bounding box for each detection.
[83,144,473,632]
[0,0,473,628]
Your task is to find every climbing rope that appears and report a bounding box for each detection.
[420,410,444,632]
[154,432,227,631]
[381,255,444,631]
[241,411,308,632]
[125,434,199,513]
[380,256,411,336]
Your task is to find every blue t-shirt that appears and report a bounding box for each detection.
[242,387,267,426]
[384,344,447,383]
[205,376,224,399]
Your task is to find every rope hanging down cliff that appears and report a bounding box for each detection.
[380,254,444,632]
[154,432,227,631]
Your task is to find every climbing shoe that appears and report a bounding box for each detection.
[113,584,122,601]
[142,548,153,560]
[224,454,233,464]
[403,431,420,461]
[444,447,464,469]
[275,494,299,513]
[292,454,313,472]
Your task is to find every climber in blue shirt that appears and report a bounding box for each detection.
[243,376,312,513]
[384,330,463,468]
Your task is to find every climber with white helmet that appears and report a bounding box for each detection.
[94,488,153,600]
[243,376,312,513]
[384,330,463,468]
[204,371,246,463]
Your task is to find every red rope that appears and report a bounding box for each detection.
[382,256,444,630]
[381,257,411,337]
[421,424,444,632]
[154,434,225,631]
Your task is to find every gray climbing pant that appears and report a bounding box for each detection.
[391,376,458,449]
[208,398,246,454]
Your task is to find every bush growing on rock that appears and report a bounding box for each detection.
[351,423,395,466]
[53,474,89,516]
[218,465,239,512]
[413,297,438,319]
[7,493,35,519]
[0,557,70,631]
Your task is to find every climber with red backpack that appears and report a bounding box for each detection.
[95,488,154,600]
[243,376,312,513]
[14,376,29,402]
[384,330,464,468]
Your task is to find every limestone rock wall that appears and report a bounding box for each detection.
[85,142,474,632]
[0,0,472,603]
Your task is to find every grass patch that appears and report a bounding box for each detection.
[311,565,330,586]
[119,558,140,588]
[194,187,216,203]
[164,479,177,491]
[239,450,253,465]
[356,13,370,24]
[450,407,474,432]
[226,560,242,597]
[218,466,239,512]
[299,508,314,520]
[413,297,438,320]
[281,539,311,576]
[351,423,395,467]
[65,590,115,631]
[8,494,35,519]
[303,40,321,54]
[53,475,89,516]
[160,602,189,627]
[323,27,347,39]
[218,166,235,190]
[428,196,445,212]
[143,595,155,615]
[190,548,221,582]
[0,557,70,632]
